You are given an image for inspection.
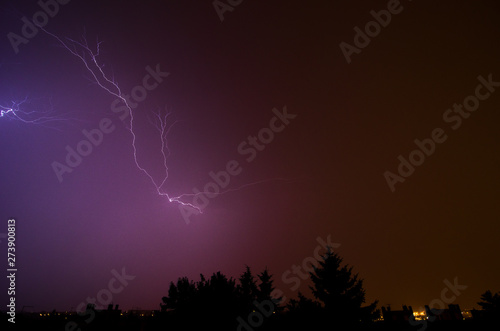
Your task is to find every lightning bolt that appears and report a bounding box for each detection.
[170,177,300,205]
[40,28,298,216]
[0,97,69,128]
[38,28,205,212]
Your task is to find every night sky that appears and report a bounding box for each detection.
[1,0,500,313]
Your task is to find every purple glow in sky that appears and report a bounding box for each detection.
[1,0,500,316]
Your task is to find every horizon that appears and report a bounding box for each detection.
[1,0,499,323]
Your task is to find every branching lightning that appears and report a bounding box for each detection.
[0,96,68,128]
[39,28,207,212]
[170,177,299,201]
[40,28,297,216]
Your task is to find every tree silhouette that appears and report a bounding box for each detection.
[160,268,279,329]
[283,292,324,329]
[478,290,500,318]
[309,248,378,325]
[237,266,258,313]
[160,272,239,329]
[257,267,282,314]
[207,272,238,309]
[160,276,196,312]
[257,269,274,300]
[287,292,322,315]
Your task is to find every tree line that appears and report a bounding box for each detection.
[158,248,500,330]
[159,248,378,330]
